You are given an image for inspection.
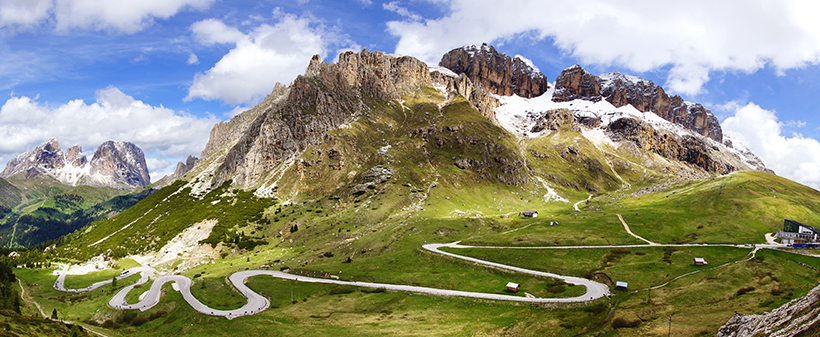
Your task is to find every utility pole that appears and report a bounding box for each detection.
[668,315,673,337]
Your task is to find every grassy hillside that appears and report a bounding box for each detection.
[613,171,820,244]
[0,177,22,212]
[0,173,148,248]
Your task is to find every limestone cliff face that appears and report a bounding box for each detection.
[212,50,446,187]
[89,141,151,187]
[553,65,723,142]
[65,145,87,167]
[552,65,601,102]
[717,284,820,337]
[439,44,549,98]
[1,139,150,188]
[606,117,736,174]
[200,82,288,161]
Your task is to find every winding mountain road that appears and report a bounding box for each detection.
[54,242,619,320]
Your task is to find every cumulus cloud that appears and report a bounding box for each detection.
[186,13,328,105]
[0,0,214,33]
[0,87,220,181]
[387,0,820,96]
[0,0,52,31]
[722,102,820,190]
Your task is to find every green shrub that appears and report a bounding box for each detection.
[130,316,148,326]
[611,317,641,328]
[149,311,166,320]
[583,303,607,314]
[736,286,755,296]
[329,286,356,295]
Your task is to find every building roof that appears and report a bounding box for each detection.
[616,281,628,288]
[785,219,820,235]
[694,257,708,264]
[506,282,519,288]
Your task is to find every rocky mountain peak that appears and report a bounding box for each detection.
[1,138,65,176]
[90,140,151,188]
[173,155,199,179]
[439,44,549,98]
[552,64,723,142]
[65,145,88,167]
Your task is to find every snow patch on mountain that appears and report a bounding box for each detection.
[427,63,458,78]
[495,86,683,139]
[723,134,770,173]
[493,86,769,174]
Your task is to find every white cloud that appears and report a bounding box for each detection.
[785,120,807,128]
[191,18,245,45]
[187,52,199,65]
[383,1,421,21]
[0,0,52,31]
[0,87,220,181]
[722,102,820,190]
[387,0,820,96]
[186,13,328,105]
[0,0,214,33]
[145,157,174,180]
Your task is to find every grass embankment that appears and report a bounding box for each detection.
[610,171,820,244]
[440,244,820,335]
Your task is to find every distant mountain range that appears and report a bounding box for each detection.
[0,138,150,189]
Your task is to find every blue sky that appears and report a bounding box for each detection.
[2,0,820,188]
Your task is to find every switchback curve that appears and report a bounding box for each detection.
[54,243,614,319]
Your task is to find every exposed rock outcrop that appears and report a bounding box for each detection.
[200,82,288,161]
[172,155,199,180]
[429,70,500,123]
[606,117,736,174]
[717,284,820,337]
[89,140,151,187]
[439,44,549,98]
[552,65,601,102]
[1,138,150,188]
[553,65,723,142]
[65,145,87,167]
[530,109,579,133]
